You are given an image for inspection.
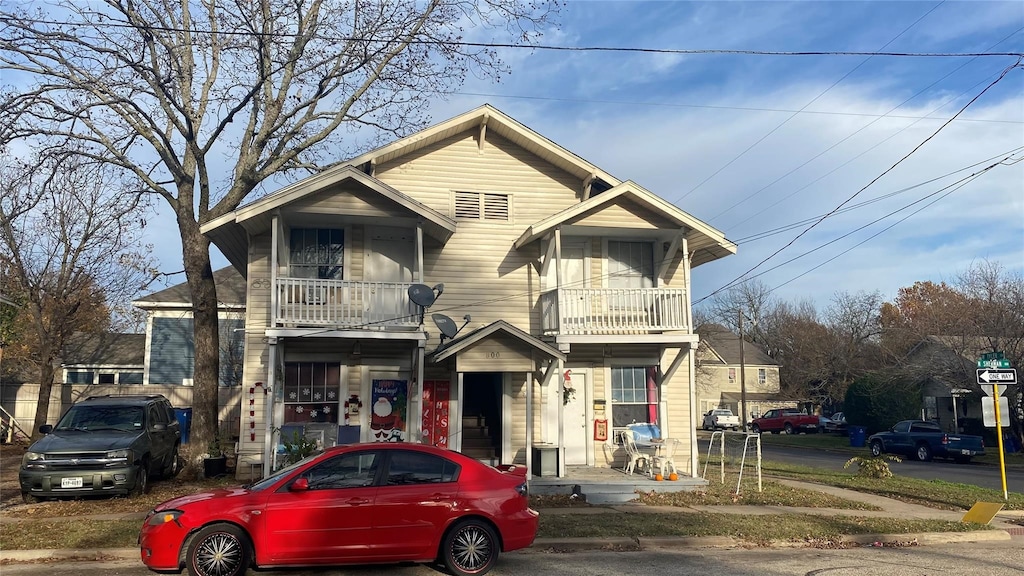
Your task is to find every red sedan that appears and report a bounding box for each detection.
[139,443,538,576]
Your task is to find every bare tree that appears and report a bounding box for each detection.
[0,0,559,455]
[0,151,153,439]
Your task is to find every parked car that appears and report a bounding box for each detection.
[139,442,537,576]
[702,408,740,431]
[19,394,181,503]
[868,420,985,463]
[825,412,848,434]
[750,408,820,434]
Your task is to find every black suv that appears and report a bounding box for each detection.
[19,394,181,503]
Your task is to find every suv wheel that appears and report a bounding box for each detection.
[131,460,150,496]
[162,443,181,478]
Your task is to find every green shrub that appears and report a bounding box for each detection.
[845,455,902,478]
[844,373,922,434]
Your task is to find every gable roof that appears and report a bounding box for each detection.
[133,266,247,310]
[201,166,457,271]
[697,323,778,366]
[62,332,145,367]
[514,180,736,267]
[346,104,621,191]
[429,319,565,363]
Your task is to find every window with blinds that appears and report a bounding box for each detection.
[454,191,510,221]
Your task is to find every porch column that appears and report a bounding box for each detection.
[270,215,280,325]
[688,342,698,477]
[525,369,533,479]
[557,356,565,478]
[415,222,424,282]
[262,337,278,478]
[414,342,425,443]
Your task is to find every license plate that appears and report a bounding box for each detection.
[961,449,973,455]
[61,477,83,488]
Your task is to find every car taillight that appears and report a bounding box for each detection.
[515,482,528,497]
[941,434,948,445]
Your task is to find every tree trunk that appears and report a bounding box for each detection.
[179,216,221,471]
[31,346,56,441]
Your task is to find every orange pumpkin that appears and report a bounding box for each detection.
[654,474,664,481]
[668,473,679,481]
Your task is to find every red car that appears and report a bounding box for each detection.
[139,443,537,576]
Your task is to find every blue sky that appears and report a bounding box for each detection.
[141,0,1023,312]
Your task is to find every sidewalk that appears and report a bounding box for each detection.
[1,479,1020,563]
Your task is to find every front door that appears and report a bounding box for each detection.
[563,368,589,465]
[366,227,414,320]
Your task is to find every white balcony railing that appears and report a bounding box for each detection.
[540,288,690,335]
[275,278,419,328]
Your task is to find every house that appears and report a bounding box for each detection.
[903,336,994,434]
[695,324,783,423]
[200,104,737,478]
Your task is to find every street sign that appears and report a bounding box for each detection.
[982,396,1010,428]
[978,358,1012,369]
[977,369,1016,396]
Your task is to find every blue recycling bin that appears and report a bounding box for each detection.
[174,408,193,444]
[849,425,866,448]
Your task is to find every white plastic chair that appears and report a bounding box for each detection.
[620,430,649,476]
[652,438,681,478]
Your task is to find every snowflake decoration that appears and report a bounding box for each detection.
[328,391,336,399]
[289,391,297,400]
[314,392,322,400]
[311,410,319,418]
[323,406,331,414]
[302,388,311,397]
[295,406,305,414]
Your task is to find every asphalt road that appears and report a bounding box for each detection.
[711,437,1024,494]
[3,541,1023,576]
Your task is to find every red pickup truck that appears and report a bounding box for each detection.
[751,408,820,435]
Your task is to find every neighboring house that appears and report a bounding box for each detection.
[202,104,736,478]
[903,336,994,433]
[62,332,146,386]
[695,324,783,423]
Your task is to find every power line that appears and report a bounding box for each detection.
[732,146,1024,244]
[673,0,948,205]
[694,57,1024,306]
[8,17,1024,58]
[714,25,1024,227]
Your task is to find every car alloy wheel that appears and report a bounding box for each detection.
[130,461,149,496]
[443,519,498,576]
[870,441,882,457]
[187,523,250,576]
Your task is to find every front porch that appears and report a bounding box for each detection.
[530,465,708,504]
[540,288,690,335]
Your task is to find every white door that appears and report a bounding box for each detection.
[545,241,588,331]
[366,228,414,320]
[563,368,589,465]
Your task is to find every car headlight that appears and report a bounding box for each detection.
[106,449,132,460]
[23,451,45,468]
[146,509,184,527]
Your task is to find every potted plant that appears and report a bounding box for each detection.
[203,435,227,478]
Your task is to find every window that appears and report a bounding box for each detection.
[728,368,736,383]
[98,373,115,385]
[289,228,343,279]
[610,366,659,430]
[385,451,459,485]
[607,241,654,290]
[66,371,94,384]
[119,372,143,385]
[454,191,510,221]
[283,363,340,424]
[302,451,380,489]
[758,369,766,385]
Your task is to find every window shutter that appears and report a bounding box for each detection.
[454,191,481,219]
[483,193,509,221]
[454,191,509,221]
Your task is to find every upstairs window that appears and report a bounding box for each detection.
[728,367,736,383]
[289,228,343,279]
[758,368,767,385]
[454,191,510,221]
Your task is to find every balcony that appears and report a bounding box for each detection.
[275,278,420,329]
[540,288,690,335]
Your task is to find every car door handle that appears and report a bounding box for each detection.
[430,493,448,502]
[346,498,369,506]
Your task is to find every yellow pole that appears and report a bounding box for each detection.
[993,383,1008,500]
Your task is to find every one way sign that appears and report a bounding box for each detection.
[977,368,1016,396]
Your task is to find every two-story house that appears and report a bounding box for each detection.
[695,324,783,424]
[201,105,736,478]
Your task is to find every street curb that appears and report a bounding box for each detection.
[0,530,1013,564]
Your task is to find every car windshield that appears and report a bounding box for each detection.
[55,405,144,432]
[245,452,322,492]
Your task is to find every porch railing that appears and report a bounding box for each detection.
[540,287,690,335]
[275,278,419,328]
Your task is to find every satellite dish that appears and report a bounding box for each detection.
[432,314,459,339]
[408,284,438,308]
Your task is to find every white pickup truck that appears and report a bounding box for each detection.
[702,408,740,431]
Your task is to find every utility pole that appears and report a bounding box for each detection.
[738,308,747,432]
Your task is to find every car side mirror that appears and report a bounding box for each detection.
[290,478,310,491]
[152,423,166,431]
[39,424,53,434]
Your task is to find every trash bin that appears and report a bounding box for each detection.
[174,408,193,444]
[849,425,866,448]
[532,443,559,478]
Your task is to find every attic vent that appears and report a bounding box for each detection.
[454,191,510,221]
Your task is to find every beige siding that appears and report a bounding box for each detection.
[574,199,675,230]
[456,334,533,372]
[238,235,272,455]
[291,184,405,218]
